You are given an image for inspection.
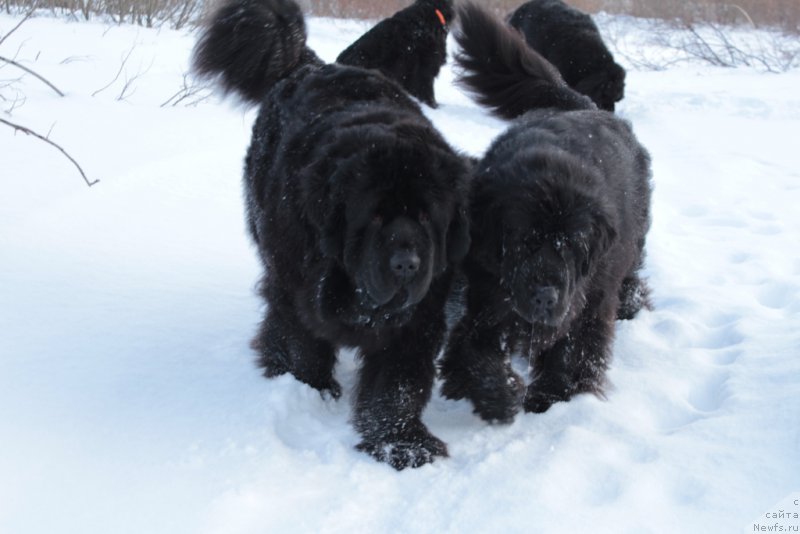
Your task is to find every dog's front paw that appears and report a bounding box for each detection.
[524,378,574,413]
[440,366,470,401]
[617,276,652,320]
[441,363,524,424]
[471,371,525,424]
[258,349,291,378]
[523,391,563,413]
[356,426,448,470]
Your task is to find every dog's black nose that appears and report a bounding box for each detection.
[390,249,420,280]
[532,286,558,320]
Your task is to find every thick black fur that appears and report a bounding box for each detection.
[440,4,652,423]
[453,2,593,119]
[508,0,626,111]
[192,0,471,470]
[336,0,453,107]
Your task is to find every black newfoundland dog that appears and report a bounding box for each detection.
[508,0,626,112]
[336,0,453,107]
[439,4,652,422]
[193,0,471,469]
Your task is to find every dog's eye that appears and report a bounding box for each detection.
[371,214,383,225]
[418,211,430,224]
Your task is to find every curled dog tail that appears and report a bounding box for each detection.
[453,3,594,119]
[192,0,318,104]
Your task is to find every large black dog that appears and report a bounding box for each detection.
[439,4,652,422]
[508,0,626,111]
[336,0,453,107]
[193,0,471,469]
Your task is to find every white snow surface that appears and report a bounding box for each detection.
[1,13,799,534]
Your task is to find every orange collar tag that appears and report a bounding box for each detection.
[435,9,447,26]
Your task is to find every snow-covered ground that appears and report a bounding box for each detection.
[1,12,798,534]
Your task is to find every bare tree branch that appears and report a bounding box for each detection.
[0,5,35,48]
[0,55,64,96]
[607,14,800,73]
[116,54,153,101]
[92,44,135,97]
[59,55,91,65]
[160,72,211,107]
[0,87,26,112]
[0,117,98,187]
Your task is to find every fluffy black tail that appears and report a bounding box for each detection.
[192,0,318,104]
[453,3,594,119]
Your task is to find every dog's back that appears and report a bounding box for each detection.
[482,108,651,244]
[508,0,600,54]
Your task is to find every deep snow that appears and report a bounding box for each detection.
[0,12,798,534]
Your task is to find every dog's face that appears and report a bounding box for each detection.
[310,138,470,317]
[501,220,613,327]
[473,175,616,328]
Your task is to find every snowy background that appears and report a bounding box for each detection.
[1,11,798,534]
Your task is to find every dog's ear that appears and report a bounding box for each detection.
[447,205,471,263]
[302,162,346,260]
[580,208,617,276]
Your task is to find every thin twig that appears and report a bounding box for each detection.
[92,44,135,97]
[2,90,26,113]
[728,4,756,29]
[59,55,91,65]
[116,55,153,101]
[0,6,35,48]
[0,117,98,187]
[0,55,64,96]
[160,73,211,107]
